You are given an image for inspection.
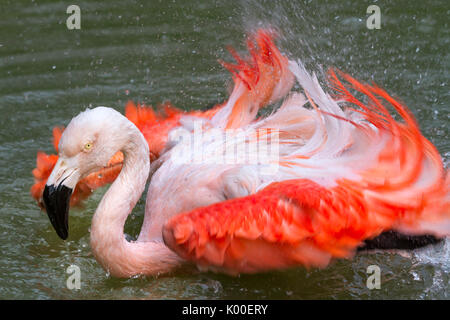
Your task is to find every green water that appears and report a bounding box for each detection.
[0,0,448,299]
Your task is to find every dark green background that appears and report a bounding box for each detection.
[0,0,448,299]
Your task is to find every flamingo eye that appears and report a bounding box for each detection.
[84,142,93,151]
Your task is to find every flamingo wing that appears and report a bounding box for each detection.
[162,64,449,275]
[162,178,370,274]
[211,29,294,129]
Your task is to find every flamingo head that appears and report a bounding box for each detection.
[43,107,135,239]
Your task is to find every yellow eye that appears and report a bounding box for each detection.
[84,142,93,151]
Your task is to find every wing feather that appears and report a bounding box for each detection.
[163,179,373,274]
[163,64,449,275]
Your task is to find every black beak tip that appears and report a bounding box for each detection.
[43,184,73,240]
[56,227,69,240]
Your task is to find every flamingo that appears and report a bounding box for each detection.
[41,30,449,277]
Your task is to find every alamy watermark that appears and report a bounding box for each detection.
[66,264,81,290]
[366,5,381,30]
[66,5,81,30]
[366,265,381,289]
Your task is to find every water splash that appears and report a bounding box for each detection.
[412,238,450,273]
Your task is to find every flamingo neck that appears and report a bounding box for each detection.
[90,124,181,278]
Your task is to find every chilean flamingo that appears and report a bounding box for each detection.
[41,30,449,277]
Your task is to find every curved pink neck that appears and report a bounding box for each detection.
[89,125,182,278]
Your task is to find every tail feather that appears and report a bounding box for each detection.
[324,68,449,237]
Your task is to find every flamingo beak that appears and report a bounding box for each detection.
[42,158,80,240]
